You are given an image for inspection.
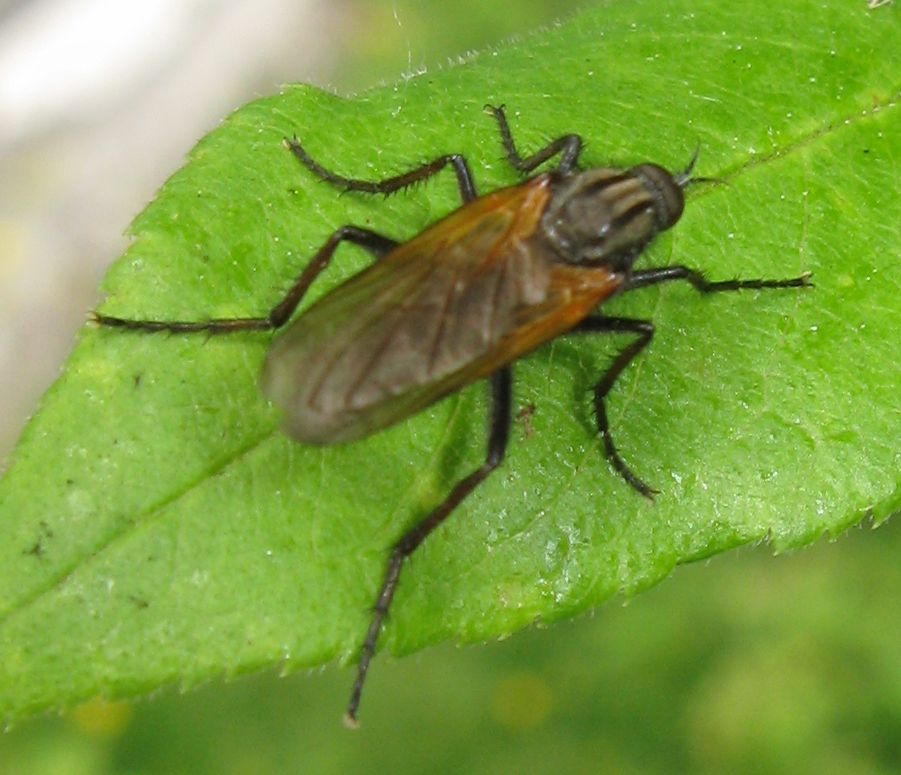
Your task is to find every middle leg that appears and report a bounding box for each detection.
[571,316,657,498]
[629,265,811,293]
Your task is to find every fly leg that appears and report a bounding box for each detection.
[93,226,397,334]
[286,138,478,203]
[629,266,812,293]
[573,269,809,497]
[485,104,583,175]
[345,367,513,727]
[289,104,583,203]
[572,317,657,498]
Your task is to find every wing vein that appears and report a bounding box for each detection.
[304,260,432,411]
[345,260,444,406]
[426,259,463,377]
[486,239,512,344]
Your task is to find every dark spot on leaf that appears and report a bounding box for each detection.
[516,403,537,438]
[24,521,53,558]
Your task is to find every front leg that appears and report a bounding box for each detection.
[486,104,583,175]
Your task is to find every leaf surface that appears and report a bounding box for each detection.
[0,0,898,721]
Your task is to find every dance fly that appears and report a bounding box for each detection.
[95,105,810,725]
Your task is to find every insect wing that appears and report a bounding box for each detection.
[261,174,618,443]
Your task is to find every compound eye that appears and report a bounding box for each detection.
[632,163,685,230]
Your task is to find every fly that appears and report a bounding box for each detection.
[94,105,811,725]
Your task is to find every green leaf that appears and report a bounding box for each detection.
[1,0,898,723]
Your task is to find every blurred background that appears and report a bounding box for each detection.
[1,1,899,773]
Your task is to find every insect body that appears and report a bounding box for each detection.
[95,105,810,725]
[262,172,625,445]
